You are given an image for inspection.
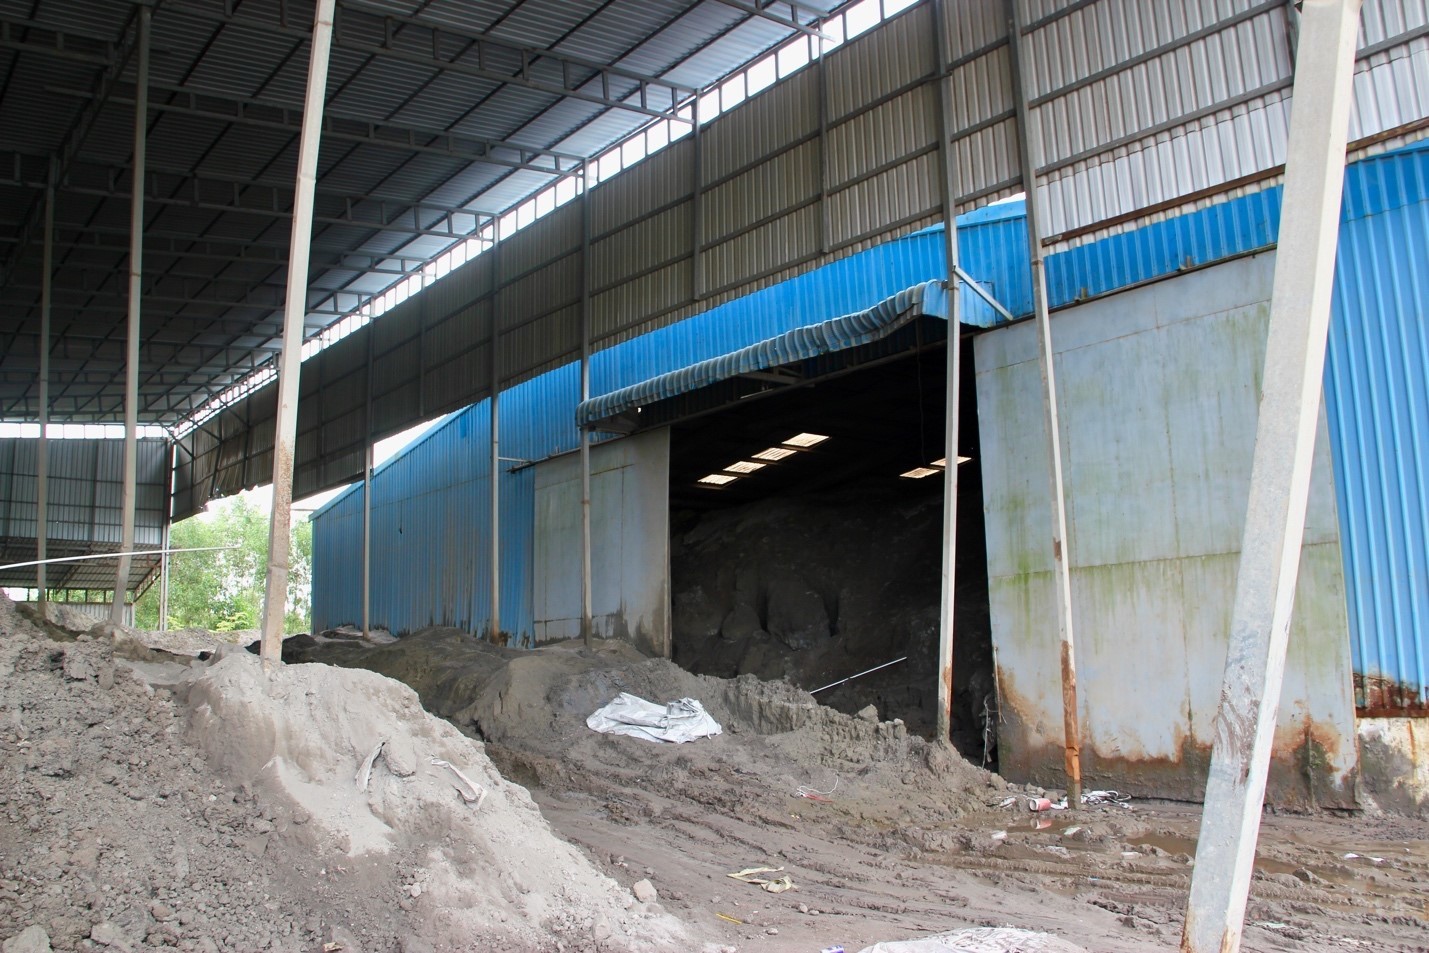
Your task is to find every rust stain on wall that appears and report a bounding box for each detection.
[996,666,1358,809]
[1355,673,1429,716]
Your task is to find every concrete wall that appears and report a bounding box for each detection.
[533,428,671,658]
[1357,718,1429,816]
[975,253,1359,807]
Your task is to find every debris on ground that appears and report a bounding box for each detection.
[8,593,1429,953]
[585,693,722,743]
[856,928,1089,952]
[0,593,689,952]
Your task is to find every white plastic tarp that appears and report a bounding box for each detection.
[857,929,1088,953]
[586,693,722,744]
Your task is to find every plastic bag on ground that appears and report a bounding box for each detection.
[856,928,1089,953]
[586,692,722,743]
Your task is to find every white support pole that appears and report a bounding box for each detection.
[36,161,54,619]
[1181,3,1362,951]
[259,0,335,668]
[931,0,962,745]
[580,161,594,649]
[113,4,150,624]
[1006,0,1082,806]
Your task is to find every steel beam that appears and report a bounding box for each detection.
[489,241,501,644]
[362,326,373,640]
[579,162,593,649]
[1181,3,1363,951]
[0,14,116,64]
[710,0,829,39]
[164,0,695,121]
[260,0,336,669]
[112,5,149,624]
[1007,0,1082,806]
[0,5,141,308]
[110,82,586,176]
[36,163,54,617]
[931,0,963,746]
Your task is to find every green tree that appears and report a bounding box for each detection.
[133,495,312,633]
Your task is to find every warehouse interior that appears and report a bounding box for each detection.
[3,0,1429,950]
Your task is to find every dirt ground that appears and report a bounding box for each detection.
[4,600,1428,953]
[281,626,1429,953]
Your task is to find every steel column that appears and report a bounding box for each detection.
[692,95,704,302]
[259,0,335,667]
[36,162,53,618]
[932,0,963,745]
[1007,0,1082,806]
[112,4,149,623]
[580,162,594,648]
[158,513,170,631]
[159,442,172,631]
[362,328,373,640]
[489,242,501,643]
[1181,3,1362,951]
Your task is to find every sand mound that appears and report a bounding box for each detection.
[0,594,696,953]
[187,651,691,952]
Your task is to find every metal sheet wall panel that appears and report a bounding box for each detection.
[700,204,821,293]
[825,86,939,188]
[701,141,820,241]
[313,363,582,643]
[501,201,582,277]
[826,153,941,248]
[826,3,936,122]
[591,260,692,340]
[591,205,693,285]
[590,139,693,235]
[1324,140,1429,711]
[702,68,818,183]
[945,0,1008,60]
[0,438,166,545]
[1029,0,1429,245]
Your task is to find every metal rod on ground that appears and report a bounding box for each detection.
[810,657,909,696]
[36,159,53,619]
[259,0,335,670]
[112,4,150,625]
[1182,3,1362,951]
[1006,0,1082,808]
[931,0,964,747]
[0,545,241,573]
[579,159,594,649]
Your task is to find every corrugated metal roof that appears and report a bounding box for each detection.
[1,0,832,425]
[577,279,949,426]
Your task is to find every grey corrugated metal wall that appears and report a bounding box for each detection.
[0,438,167,590]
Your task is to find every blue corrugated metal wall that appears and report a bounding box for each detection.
[1326,141,1429,710]
[314,211,1028,640]
[315,141,1429,695]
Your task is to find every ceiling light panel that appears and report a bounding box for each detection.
[783,432,829,448]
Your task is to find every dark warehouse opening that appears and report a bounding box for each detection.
[658,322,996,765]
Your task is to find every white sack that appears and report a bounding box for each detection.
[857,928,1089,953]
[586,692,722,744]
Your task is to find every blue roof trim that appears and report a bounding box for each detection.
[577,280,949,427]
